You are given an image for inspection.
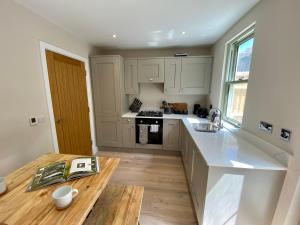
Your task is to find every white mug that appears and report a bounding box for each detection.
[0,177,7,194]
[52,186,78,209]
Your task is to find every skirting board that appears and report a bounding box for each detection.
[98,146,181,156]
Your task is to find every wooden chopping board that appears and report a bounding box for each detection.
[169,103,188,112]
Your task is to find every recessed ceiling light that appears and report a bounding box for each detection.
[112,34,117,38]
[181,31,186,35]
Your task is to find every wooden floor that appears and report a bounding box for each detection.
[97,151,198,225]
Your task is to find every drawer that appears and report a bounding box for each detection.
[122,118,135,124]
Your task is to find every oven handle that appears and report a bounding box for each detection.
[137,124,160,127]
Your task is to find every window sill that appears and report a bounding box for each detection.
[222,120,241,134]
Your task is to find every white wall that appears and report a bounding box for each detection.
[92,46,212,58]
[0,0,91,176]
[209,0,300,224]
[129,83,207,113]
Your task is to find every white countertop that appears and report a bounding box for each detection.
[122,112,286,170]
[122,112,197,120]
[182,117,286,170]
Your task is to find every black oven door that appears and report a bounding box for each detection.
[135,118,163,144]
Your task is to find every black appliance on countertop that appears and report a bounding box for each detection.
[135,111,163,145]
[193,104,209,118]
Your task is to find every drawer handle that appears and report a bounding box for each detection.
[127,119,131,122]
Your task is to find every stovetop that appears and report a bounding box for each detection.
[136,111,163,117]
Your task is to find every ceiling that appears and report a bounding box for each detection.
[14,0,260,49]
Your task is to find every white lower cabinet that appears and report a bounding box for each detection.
[182,125,189,165]
[185,138,195,183]
[180,121,286,225]
[191,148,208,223]
[163,119,180,151]
[121,118,136,148]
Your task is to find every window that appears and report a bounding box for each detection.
[222,26,255,126]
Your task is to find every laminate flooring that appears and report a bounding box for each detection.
[97,151,198,225]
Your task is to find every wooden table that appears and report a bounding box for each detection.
[84,185,144,225]
[0,153,120,225]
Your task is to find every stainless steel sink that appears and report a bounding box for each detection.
[193,123,219,133]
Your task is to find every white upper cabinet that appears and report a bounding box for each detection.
[138,58,164,83]
[164,58,181,94]
[124,56,212,95]
[124,59,139,94]
[180,57,212,95]
[164,56,212,95]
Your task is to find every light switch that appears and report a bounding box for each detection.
[280,129,291,142]
[259,121,273,134]
[29,117,38,126]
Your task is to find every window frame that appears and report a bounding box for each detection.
[221,26,255,127]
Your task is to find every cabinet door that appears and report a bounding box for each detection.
[138,58,164,83]
[163,120,180,151]
[122,119,136,148]
[180,57,212,95]
[182,127,189,165]
[91,56,122,147]
[124,59,139,94]
[185,138,195,183]
[96,117,122,147]
[191,149,208,224]
[164,58,181,94]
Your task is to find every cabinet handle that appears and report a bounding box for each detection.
[127,119,131,122]
[149,78,153,81]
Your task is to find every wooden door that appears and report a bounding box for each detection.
[124,59,139,94]
[91,56,122,147]
[180,57,212,95]
[46,50,92,155]
[163,119,180,151]
[138,58,164,83]
[164,58,181,94]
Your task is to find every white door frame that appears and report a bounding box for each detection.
[39,41,98,155]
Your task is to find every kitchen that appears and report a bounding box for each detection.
[90,52,287,225]
[0,0,299,225]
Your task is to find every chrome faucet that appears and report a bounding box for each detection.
[209,108,223,129]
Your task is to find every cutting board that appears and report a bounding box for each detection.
[169,103,188,112]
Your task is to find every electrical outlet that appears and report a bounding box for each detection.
[259,121,273,134]
[280,129,291,142]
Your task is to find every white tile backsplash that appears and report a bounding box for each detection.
[129,83,208,113]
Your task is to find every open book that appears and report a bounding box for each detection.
[27,157,100,191]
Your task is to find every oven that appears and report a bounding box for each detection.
[135,118,163,145]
